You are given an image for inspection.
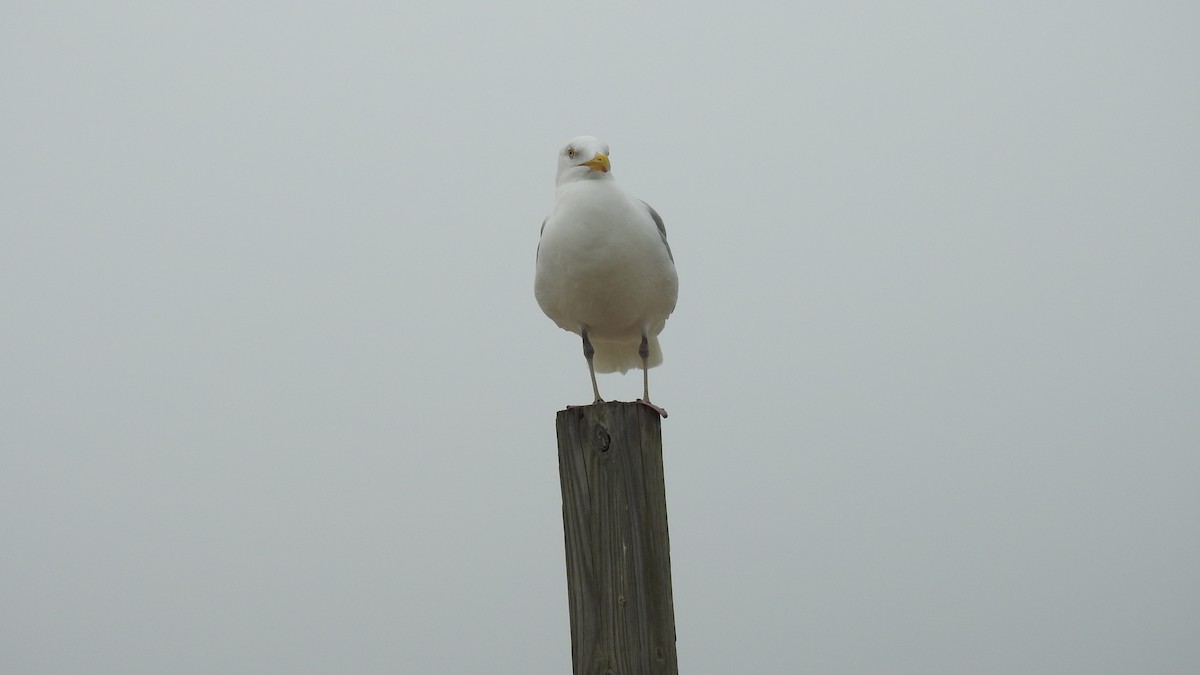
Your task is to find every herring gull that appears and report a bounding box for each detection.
[534,136,678,416]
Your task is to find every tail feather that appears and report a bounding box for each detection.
[591,336,663,374]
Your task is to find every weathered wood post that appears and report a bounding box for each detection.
[556,401,679,675]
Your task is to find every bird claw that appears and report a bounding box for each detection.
[637,399,668,418]
[566,398,605,411]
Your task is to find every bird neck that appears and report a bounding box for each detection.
[556,169,615,189]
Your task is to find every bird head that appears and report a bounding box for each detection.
[556,136,612,185]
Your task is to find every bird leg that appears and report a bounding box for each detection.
[582,328,603,404]
[637,334,668,418]
[640,335,650,400]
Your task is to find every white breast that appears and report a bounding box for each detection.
[535,180,678,343]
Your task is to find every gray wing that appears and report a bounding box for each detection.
[641,201,674,262]
[536,217,546,260]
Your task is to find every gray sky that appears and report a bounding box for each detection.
[3,2,1198,673]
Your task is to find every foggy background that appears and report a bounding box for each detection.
[3,2,1197,673]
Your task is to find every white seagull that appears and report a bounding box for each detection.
[535,136,679,416]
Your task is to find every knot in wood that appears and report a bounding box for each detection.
[592,424,611,453]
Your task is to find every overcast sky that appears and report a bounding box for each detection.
[3,2,1198,673]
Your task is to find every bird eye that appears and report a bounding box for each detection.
[566,147,576,159]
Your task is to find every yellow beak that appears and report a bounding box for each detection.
[582,153,611,173]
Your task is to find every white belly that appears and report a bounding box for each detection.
[535,182,678,342]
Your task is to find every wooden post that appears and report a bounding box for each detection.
[556,401,679,675]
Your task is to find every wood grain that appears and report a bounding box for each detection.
[556,402,678,675]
